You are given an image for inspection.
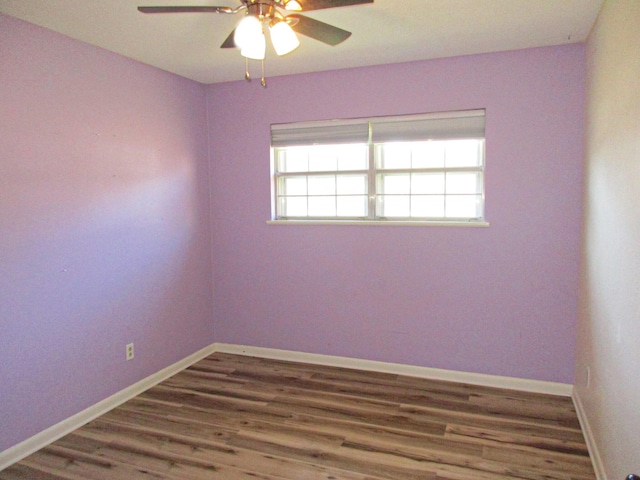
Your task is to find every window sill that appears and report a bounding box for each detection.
[267,220,490,227]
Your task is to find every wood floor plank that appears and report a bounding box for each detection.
[22,447,169,480]
[399,403,586,440]
[98,407,237,444]
[285,413,480,457]
[468,392,581,427]
[482,445,596,477]
[444,423,590,457]
[0,463,79,480]
[62,418,385,480]
[228,433,440,480]
[0,353,596,480]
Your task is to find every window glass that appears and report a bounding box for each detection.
[337,175,367,195]
[308,196,336,217]
[445,140,482,167]
[412,173,445,194]
[308,176,336,196]
[277,147,308,172]
[412,142,446,169]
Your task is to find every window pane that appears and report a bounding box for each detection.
[337,175,367,195]
[337,144,368,171]
[445,140,482,167]
[378,195,410,217]
[411,141,446,168]
[376,143,411,169]
[281,176,307,196]
[446,195,481,218]
[411,195,445,217]
[337,196,367,217]
[309,145,338,171]
[308,196,336,216]
[280,196,307,217]
[446,172,481,194]
[277,147,308,172]
[379,174,410,195]
[308,176,336,196]
[412,173,445,194]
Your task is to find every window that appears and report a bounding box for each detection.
[271,110,486,225]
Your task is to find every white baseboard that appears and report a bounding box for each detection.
[573,389,607,480]
[213,343,574,397]
[0,343,217,472]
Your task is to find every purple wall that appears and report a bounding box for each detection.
[208,45,585,384]
[0,15,213,451]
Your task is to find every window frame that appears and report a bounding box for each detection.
[269,110,489,227]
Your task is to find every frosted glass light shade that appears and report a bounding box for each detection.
[234,15,262,49]
[241,32,266,60]
[270,21,300,56]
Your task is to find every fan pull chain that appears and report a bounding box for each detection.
[260,59,267,87]
[244,57,251,82]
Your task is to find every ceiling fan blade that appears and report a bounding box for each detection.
[288,14,351,46]
[220,29,236,48]
[138,6,234,14]
[298,0,373,11]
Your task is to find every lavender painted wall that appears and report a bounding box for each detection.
[208,45,585,384]
[0,15,213,451]
[576,0,640,478]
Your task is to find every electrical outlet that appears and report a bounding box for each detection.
[126,343,134,361]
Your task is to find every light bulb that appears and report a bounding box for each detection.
[241,31,266,60]
[284,0,302,11]
[270,21,300,56]
[234,15,262,49]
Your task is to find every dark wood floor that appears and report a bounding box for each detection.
[1,353,595,480]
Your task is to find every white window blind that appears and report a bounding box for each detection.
[271,121,369,147]
[371,110,485,143]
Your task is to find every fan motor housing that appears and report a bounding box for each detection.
[246,1,277,20]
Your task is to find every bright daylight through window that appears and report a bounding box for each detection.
[271,110,486,225]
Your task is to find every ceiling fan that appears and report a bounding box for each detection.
[138,0,374,86]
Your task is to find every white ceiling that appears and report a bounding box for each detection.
[0,0,603,84]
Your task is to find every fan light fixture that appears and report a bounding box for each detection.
[137,0,372,87]
[234,13,300,59]
[233,5,301,86]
